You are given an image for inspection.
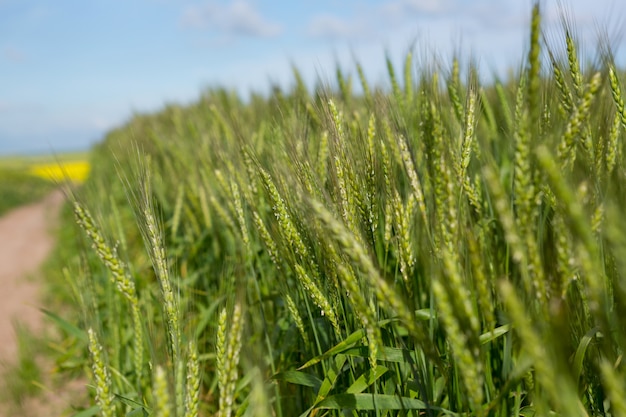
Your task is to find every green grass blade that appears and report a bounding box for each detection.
[41,308,88,342]
[71,405,100,417]
[346,366,389,394]
[479,324,511,345]
[272,370,322,391]
[572,326,600,383]
[315,393,452,413]
[313,354,348,402]
[298,329,365,369]
[342,346,417,363]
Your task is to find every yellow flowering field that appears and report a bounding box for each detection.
[0,152,89,214]
[29,160,90,183]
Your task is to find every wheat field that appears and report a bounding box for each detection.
[42,5,626,416]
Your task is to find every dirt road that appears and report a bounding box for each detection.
[0,190,85,416]
[0,190,63,361]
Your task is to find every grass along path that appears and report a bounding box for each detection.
[0,190,85,416]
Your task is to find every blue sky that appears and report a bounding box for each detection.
[1,0,624,155]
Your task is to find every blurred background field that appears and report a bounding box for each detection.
[0,152,90,215]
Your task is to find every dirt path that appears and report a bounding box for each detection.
[0,190,63,361]
[0,190,85,416]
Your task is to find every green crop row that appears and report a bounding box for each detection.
[47,5,626,416]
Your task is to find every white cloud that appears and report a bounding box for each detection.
[180,1,281,38]
[307,14,368,40]
[383,0,455,17]
[305,1,460,42]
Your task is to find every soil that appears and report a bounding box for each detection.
[0,190,87,416]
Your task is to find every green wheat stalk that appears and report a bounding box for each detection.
[74,202,144,389]
[88,328,116,417]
